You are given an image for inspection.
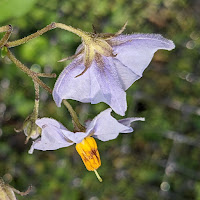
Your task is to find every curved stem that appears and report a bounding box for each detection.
[25,81,40,144]
[0,25,11,33]
[36,72,57,78]
[6,23,56,48]
[6,49,52,94]
[11,185,32,196]
[63,100,86,132]
[33,81,40,120]
[0,25,12,47]
[54,23,89,40]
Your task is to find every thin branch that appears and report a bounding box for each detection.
[7,22,56,48]
[11,185,32,196]
[0,25,12,47]
[54,23,89,39]
[33,81,40,118]
[0,25,11,33]
[36,72,57,78]
[63,100,86,132]
[25,81,40,144]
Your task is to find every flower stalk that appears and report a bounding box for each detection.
[24,81,41,144]
[54,23,89,40]
[63,100,85,132]
[33,81,40,119]
[0,25,12,47]
[0,25,12,33]
[6,23,56,48]
[14,81,42,143]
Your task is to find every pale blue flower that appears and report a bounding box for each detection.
[53,25,175,116]
[28,108,144,154]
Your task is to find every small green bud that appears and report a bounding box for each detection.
[23,113,42,144]
[1,46,8,58]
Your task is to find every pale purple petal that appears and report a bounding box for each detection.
[112,58,140,90]
[53,55,106,107]
[28,118,74,153]
[87,108,133,141]
[36,118,92,143]
[62,130,89,144]
[36,117,67,130]
[28,127,73,153]
[118,117,145,133]
[75,44,84,54]
[111,34,175,78]
[93,56,127,116]
[53,33,174,116]
[89,65,106,104]
[111,34,175,51]
[53,55,91,107]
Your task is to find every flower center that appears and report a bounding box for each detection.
[56,22,128,77]
[75,34,115,77]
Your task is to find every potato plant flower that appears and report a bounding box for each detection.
[53,23,175,116]
[29,108,144,181]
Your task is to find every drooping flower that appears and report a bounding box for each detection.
[28,108,144,181]
[53,23,175,116]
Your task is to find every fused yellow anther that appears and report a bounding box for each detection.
[76,137,101,171]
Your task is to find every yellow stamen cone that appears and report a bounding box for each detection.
[76,137,101,171]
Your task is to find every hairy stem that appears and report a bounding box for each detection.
[63,100,86,132]
[11,186,32,196]
[6,23,56,48]
[0,25,12,47]
[54,23,89,40]
[0,25,12,33]
[33,81,40,120]
[24,81,40,144]
[36,72,57,78]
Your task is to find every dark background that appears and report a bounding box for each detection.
[0,0,200,199]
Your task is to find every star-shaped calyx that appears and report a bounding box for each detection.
[57,22,127,77]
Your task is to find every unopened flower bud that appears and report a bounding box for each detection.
[23,113,42,144]
[76,137,101,171]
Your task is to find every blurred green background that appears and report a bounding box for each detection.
[0,0,200,199]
